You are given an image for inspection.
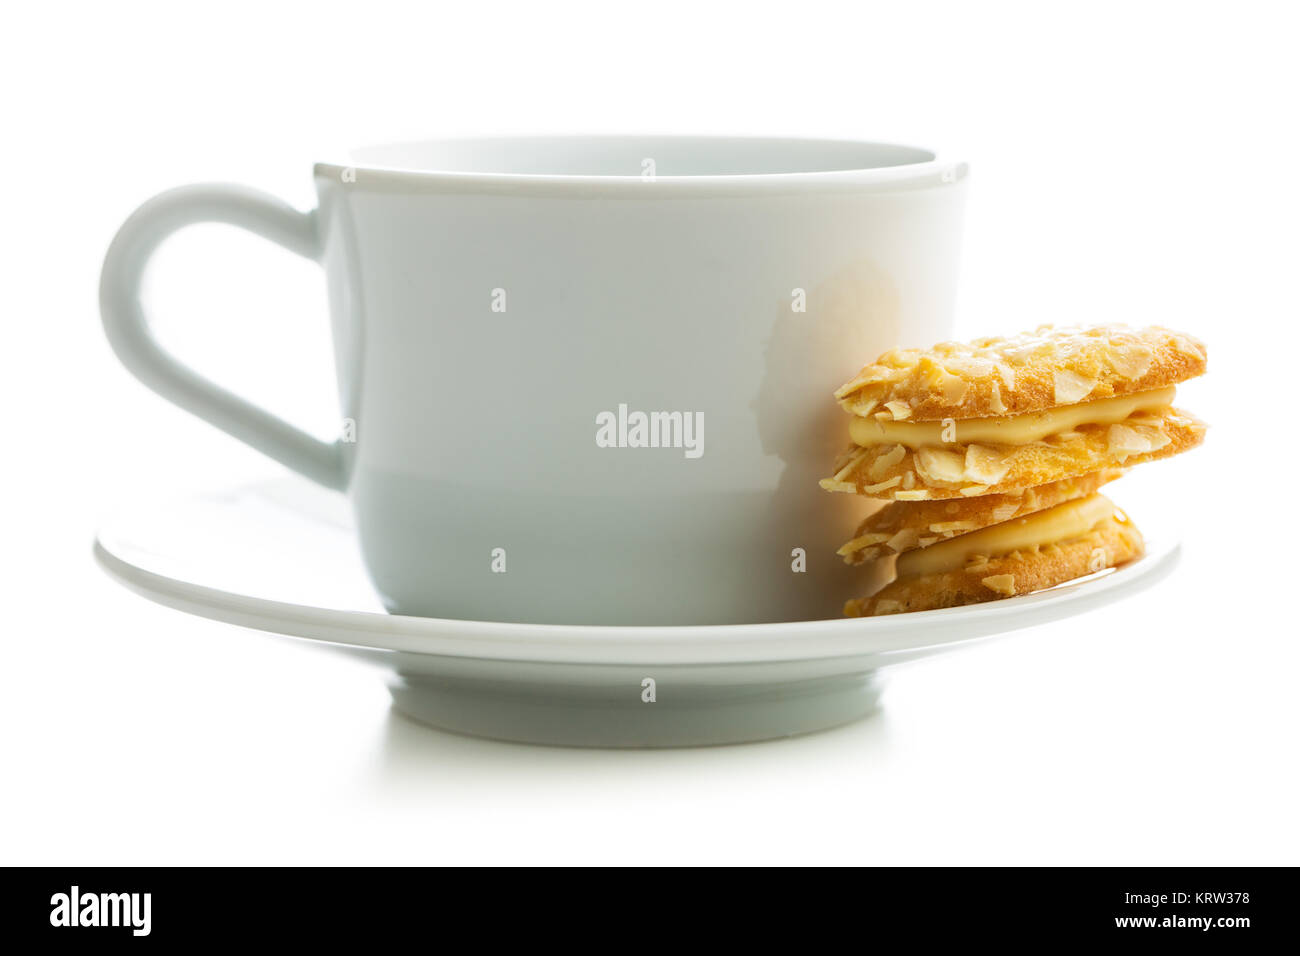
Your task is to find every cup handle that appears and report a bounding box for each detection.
[100,184,345,490]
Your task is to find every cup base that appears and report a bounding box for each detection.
[386,669,884,748]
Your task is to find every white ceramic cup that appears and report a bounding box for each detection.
[101,135,968,625]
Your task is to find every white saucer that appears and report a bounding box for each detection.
[95,479,1180,747]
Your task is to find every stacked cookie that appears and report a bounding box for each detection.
[820,325,1207,616]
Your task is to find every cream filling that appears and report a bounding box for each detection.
[849,386,1175,449]
[895,494,1116,579]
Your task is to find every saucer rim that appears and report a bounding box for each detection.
[94,536,1180,667]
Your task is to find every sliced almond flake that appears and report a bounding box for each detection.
[945,357,996,378]
[1102,426,1144,460]
[917,355,946,387]
[900,470,916,490]
[884,400,912,420]
[917,536,939,547]
[860,475,903,494]
[964,444,1012,485]
[831,446,871,481]
[1124,413,1166,427]
[1107,423,1170,459]
[995,362,1016,391]
[1134,425,1171,451]
[867,443,906,480]
[884,528,920,553]
[929,520,977,533]
[939,371,970,405]
[981,574,1017,596]
[989,380,1006,415]
[960,484,991,496]
[844,545,881,565]
[894,489,930,501]
[818,479,858,493]
[1053,369,1096,404]
[915,446,967,484]
[836,532,892,556]
[1107,342,1154,379]
[833,374,874,399]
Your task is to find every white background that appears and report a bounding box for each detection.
[3,1,1297,865]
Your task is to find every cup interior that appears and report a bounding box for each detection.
[348,135,936,178]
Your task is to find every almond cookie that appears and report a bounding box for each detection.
[835,324,1206,421]
[836,469,1124,566]
[846,494,1144,616]
[821,406,1205,500]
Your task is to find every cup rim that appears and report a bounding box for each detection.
[313,133,967,195]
